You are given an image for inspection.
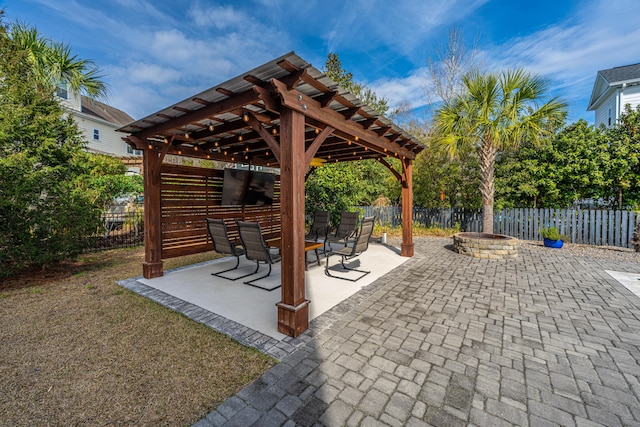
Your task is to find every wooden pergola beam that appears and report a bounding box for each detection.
[305,125,334,167]
[137,89,260,140]
[271,79,416,159]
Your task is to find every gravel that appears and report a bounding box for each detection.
[388,235,640,264]
[521,239,640,263]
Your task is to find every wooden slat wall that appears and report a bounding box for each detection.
[160,164,281,259]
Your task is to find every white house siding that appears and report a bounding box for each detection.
[74,113,132,157]
[620,85,640,113]
[595,93,617,128]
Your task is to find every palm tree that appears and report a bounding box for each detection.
[434,69,567,233]
[9,22,107,99]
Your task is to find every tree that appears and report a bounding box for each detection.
[495,120,609,209]
[8,21,107,99]
[305,53,396,221]
[434,69,567,233]
[413,140,480,208]
[324,52,389,115]
[604,104,640,209]
[425,27,481,110]
[0,15,124,278]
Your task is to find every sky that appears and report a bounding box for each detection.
[3,0,640,125]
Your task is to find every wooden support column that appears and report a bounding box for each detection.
[142,145,164,278]
[401,158,414,257]
[276,107,310,337]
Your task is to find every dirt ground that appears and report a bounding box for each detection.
[0,247,275,426]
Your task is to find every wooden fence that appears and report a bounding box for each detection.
[360,206,639,248]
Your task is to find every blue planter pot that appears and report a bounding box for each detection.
[543,238,563,248]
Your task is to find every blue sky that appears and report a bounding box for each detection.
[3,0,640,124]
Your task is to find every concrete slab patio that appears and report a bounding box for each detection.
[189,236,640,427]
[118,241,408,358]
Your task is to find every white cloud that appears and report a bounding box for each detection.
[370,70,430,111]
[187,3,248,30]
[322,0,490,58]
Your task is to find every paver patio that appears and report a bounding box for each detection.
[137,236,640,426]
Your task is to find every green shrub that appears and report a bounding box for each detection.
[540,227,567,242]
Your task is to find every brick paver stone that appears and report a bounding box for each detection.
[173,237,640,426]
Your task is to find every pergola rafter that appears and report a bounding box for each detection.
[118,52,424,337]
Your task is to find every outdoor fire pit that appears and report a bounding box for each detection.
[453,232,519,259]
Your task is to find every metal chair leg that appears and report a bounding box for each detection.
[211,256,255,281]
[243,263,281,290]
[325,254,370,282]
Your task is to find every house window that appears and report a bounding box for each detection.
[55,83,68,100]
[126,145,142,156]
[608,108,612,126]
[93,128,100,141]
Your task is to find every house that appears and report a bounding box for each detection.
[56,84,142,174]
[587,63,640,128]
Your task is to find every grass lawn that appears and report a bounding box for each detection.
[0,247,275,426]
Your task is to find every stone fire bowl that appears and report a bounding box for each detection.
[453,232,519,259]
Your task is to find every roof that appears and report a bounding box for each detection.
[588,63,640,111]
[118,52,424,167]
[81,96,134,126]
[599,63,640,85]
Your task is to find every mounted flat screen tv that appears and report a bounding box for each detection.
[220,168,275,206]
[244,170,275,206]
[221,168,248,205]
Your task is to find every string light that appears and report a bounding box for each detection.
[238,135,243,142]
[355,136,359,141]
[184,132,190,139]
[208,122,215,132]
[163,138,169,144]
[271,127,277,135]
[242,112,249,122]
[214,141,219,147]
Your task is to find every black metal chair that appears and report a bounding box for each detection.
[324,211,359,253]
[325,216,375,282]
[236,221,282,290]
[206,218,253,281]
[305,210,330,242]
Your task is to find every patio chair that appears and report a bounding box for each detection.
[206,218,253,281]
[237,221,282,289]
[324,211,359,253]
[325,216,375,282]
[305,210,330,242]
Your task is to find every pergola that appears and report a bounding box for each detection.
[118,52,424,337]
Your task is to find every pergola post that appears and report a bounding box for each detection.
[401,158,414,257]
[142,146,164,278]
[276,107,310,337]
